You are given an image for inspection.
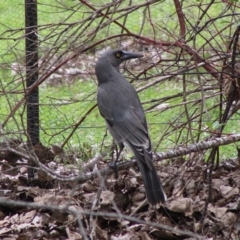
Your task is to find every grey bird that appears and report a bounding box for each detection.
[95,49,167,205]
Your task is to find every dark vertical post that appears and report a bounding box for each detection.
[25,0,39,178]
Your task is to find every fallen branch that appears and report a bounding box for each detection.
[0,198,205,239]
[1,133,240,183]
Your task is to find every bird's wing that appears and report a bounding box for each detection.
[98,87,153,168]
[112,107,153,168]
[97,80,145,122]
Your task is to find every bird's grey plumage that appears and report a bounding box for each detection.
[95,49,166,205]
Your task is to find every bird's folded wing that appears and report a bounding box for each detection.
[106,106,153,165]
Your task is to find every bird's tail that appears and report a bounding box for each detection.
[137,159,167,205]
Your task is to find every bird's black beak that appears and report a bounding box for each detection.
[121,51,143,60]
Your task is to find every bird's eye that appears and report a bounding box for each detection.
[116,52,121,58]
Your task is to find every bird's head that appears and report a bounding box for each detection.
[98,49,143,68]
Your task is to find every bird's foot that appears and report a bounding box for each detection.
[108,161,119,179]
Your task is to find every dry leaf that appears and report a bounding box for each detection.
[167,198,194,216]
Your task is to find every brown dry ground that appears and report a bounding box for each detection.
[0,144,240,240]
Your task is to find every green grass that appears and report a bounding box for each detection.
[1,66,239,159]
[0,0,233,62]
[0,1,239,160]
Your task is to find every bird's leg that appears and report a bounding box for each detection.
[109,142,124,178]
[115,142,124,164]
[110,141,115,162]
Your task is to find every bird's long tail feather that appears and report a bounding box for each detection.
[130,146,166,205]
[137,160,166,205]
